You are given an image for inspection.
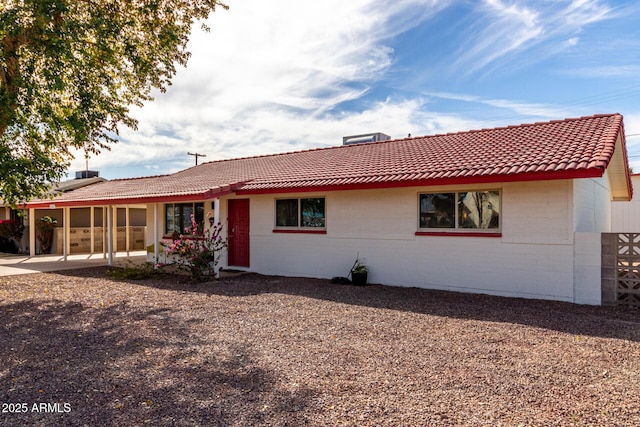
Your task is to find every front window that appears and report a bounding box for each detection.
[419,193,455,228]
[458,191,500,229]
[276,198,325,228]
[301,198,325,227]
[419,191,500,231]
[165,202,205,235]
[276,199,298,226]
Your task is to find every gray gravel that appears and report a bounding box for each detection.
[1,267,639,426]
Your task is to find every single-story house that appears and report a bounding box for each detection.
[23,113,633,305]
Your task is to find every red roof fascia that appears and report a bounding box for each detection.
[24,182,245,209]
[25,193,207,209]
[618,121,634,200]
[235,168,605,195]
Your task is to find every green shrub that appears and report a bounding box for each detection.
[107,261,156,280]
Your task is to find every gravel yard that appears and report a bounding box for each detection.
[1,267,639,426]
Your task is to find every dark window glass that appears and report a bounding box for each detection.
[165,202,206,234]
[165,205,175,234]
[276,199,298,226]
[458,191,500,229]
[180,204,194,233]
[195,203,205,233]
[419,193,455,228]
[301,198,325,227]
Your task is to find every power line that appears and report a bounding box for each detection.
[480,85,640,124]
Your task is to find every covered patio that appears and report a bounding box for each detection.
[24,204,147,258]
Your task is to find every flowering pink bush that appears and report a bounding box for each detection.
[165,214,227,280]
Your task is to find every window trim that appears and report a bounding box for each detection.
[415,231,502,238]
[273,229,327,235]
[273,197,326,233]
[417,189,501,236]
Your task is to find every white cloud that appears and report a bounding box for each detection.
[67,0,640,179]
[423,91,571,121]
[450,0,615,76]
[71,0,451,177]
[565,37,579,47]
[563,65,640,78]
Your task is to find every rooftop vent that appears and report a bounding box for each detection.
[342,132,391,145]
[75,170,100,179]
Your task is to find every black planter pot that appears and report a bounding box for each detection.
[351,271,368,286]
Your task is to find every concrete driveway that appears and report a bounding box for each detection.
[0,251,147,277]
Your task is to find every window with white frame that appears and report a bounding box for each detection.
[419,191,500,230]
[276,198,325,228]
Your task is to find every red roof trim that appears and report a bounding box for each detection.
[236,168,604,195]
[24,182,245,209]
[25,189,234,209]
[25,193,207,208]
[617,121,634,200]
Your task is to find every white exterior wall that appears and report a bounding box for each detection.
[235,179,601,304]
[573,173,611,233]
[612,175,640,232]
[571,174,612,305]
[139,178,609,304]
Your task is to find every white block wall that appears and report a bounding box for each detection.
[569,174,612,304]
[573,173,611,233]
[219,179,604,304]
[142,177,609,304]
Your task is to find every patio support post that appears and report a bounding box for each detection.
[63,206,70,260]
[214,198,220,225]
[213,198,221,278]
[125,206,130,255]
[29,208,35,256]
[102,207,107,259]
[107,205,113,266]
[90,207,95,255]
[112,206,118,255]
[153,203,159,269]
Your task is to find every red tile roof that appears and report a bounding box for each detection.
[26,113,631,207]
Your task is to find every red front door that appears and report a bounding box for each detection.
[228,199,250,267]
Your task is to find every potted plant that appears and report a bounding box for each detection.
[351,260,368,286]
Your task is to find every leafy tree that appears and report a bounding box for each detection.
[0,0,227,206]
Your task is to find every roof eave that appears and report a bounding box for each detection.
[24,185,239,209]
[609,124,633,201]
[235,168,606,195]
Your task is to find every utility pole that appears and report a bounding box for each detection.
[187,152,207,165]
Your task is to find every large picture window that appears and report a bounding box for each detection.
[165,202,205,235]
[276,198,325,228]
[419,191,500,230]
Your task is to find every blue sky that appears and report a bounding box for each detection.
[67,0,640,179]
